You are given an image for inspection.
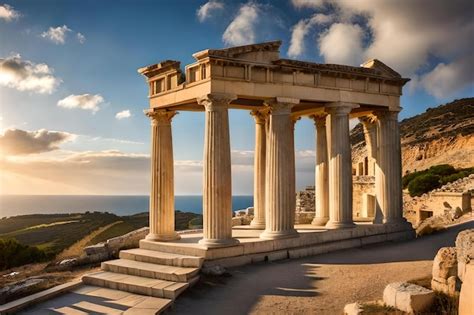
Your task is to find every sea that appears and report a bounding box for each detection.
[0,195,254,218]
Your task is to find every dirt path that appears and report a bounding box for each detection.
[56,221,122,260]
[172,220,474,315]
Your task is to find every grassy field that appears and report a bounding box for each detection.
[0,210,202,269]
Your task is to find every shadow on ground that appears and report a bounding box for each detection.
[170,220,473,315]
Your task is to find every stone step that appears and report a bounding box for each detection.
[102,259,200,282]
[82,271,193,300]
[120,248,204,268]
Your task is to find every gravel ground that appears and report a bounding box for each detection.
[172,220,474,315]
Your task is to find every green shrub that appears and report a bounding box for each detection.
[0,238,49,271]
[188,217,203,228]
[402,170,428,189]
[408,174,441,197]
[440,171,468,185]
[428,164,456,176]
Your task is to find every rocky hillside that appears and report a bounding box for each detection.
[351,98,474,173]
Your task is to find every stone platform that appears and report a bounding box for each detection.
[140,223,415,268]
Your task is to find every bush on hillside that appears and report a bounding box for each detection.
[428,164,456,176]
[408,174,441,197]
[403,164,474,194]
[403,170,428,189]
[0,238,49,271]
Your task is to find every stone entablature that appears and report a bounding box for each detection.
[139,41,409,113]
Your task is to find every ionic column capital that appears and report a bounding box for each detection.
[197,93,237,111]
[250,108,270,124]
[264,97,299,115]
[325,102,359,115]
[145,109,177,125]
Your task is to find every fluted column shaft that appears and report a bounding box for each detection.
[360,116,378,176]
[375,109,407,224]
[260,97,300,240]
[198,93,239,247]
[311,115,329,226]
[325,103,356,229]
[250,110,268,229]
[146,110,180,241]
[290,117,300,225]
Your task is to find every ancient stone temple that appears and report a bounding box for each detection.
[139,40,411,247]
[79,42,415,308]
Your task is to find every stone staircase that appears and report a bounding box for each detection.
[82,247,203,313]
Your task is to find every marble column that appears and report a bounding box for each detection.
[250,109,268,229]
[325,103,357,229]
[359,116,377,176]
[260,97,300,240]
[375,109,408,225]
[311,115,329,226]
[198,93,239,247]
[145,109,180,241]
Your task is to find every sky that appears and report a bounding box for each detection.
[0,0,473,196]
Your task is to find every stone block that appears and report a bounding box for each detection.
[459,263,474,315]
[231,217,242,226]
[343,302,363,315]
[84,243,108,256]
[431,276,457,296]
[432,247,457,281]
[267,250,288,262]
[456,228,474,281]
[360,234,387,246]
[242,240,274,255]
[205,244,244,260]
[383,282,435,314]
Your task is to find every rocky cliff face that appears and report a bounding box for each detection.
[351,98,474,173]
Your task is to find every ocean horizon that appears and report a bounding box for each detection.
[0,195,254,218]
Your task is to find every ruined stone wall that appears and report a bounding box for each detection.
[295,186,315,223]
[352,176,375,218]
[403,174,474,225]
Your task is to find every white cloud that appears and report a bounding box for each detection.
[0,3,19,21]
[420,55,474,99]
[0,128,75,156]
[222,3,260,46]
[57,94,104,113]
[76,32,86,44]
[115,110,131,120]
[288,13,333,58]
[41,25,72,44]
[0,54,61,94]
[197,0,224,22]
[289,0,474,97]
[318,23,364,66]
[291,0,324,9]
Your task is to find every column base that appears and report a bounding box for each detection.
[198,237,240,248]
[260,229,299,240]
[145,232,181,242]
[325,221,356,229]
[383,217,412,228]
[250,219,266,230]
[311,217,329,226]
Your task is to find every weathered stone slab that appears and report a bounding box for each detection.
[431,247,458,295]
[456,228,474,281]
[459,263,474,315]
[383,282,434,314]
[343,302,363,315]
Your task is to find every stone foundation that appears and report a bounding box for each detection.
[139,223,415,268]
